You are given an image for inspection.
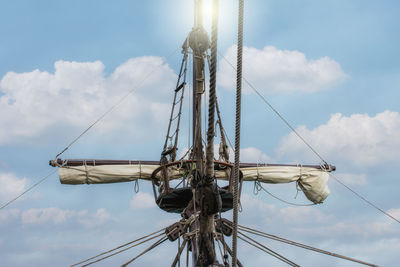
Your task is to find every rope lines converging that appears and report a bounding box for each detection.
[70,228,166,267]
[120,236,168,267]
[218,52,400,225]
[237,224,379,267]
[237,231,300,267]
[0,169,57,210]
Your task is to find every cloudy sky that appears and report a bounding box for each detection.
[1,0,399,266]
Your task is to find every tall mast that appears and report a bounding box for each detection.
[190,1,223,266]
[189,1,222,266]
[191,0,206,173]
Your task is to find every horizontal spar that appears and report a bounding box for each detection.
[49,159,160,167]
[50,158,335,171]
[50,159,334,204]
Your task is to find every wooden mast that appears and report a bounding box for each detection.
[189,1,221,266]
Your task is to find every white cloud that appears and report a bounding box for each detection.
[333,173,367,186]
[0,173,28,202]
[218,45,346,94]
[130,192,156,210]
[295,220,399,240]
[0,57,176,145]
[240,193,276,213]
[279,206,334,224]
[21,207,79,225]
[0,209,20,224]
[77,208,111,227]
[277,111,400,165]
[179,145,271,163]
[240,147,271,163]
[21,207,110,227]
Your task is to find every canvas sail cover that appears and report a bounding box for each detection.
[58,164,330,203]
[240,166,330,203]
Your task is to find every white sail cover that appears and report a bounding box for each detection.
[58,165,159,184]
[240,166,330,203]
[58,164,329,203]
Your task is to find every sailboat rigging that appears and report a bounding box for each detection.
[41,1,380,266]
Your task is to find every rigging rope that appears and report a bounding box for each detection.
[121,236,168,267]
[72,229,165,267]
[217,52,328,166]
[54,47,179,160]
[238,224,379,267]
[253,180,315,207]
[237,232,300,267]
[232,0,244,266]
[205,0,218,178]
[218,52,400,225]
[0,169,57,210]
[1,49,179,210]
[219,238,244,267]
[330,173,400,224]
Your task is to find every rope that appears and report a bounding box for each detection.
[238,225,379,267]
[215,237,225,265]
[188,53,192,150]
[71,228,165,266]
[0,169,57,210]
[237,232,299,267]
[218,52,400,226]
[54,47,179,160]
[217,52,328,166]
[330,173,400,224]
[232,0,244,266]
[172,238,188,267]
[205,0,219,178]
[121,236,168,267]
[253,180,315,207]
[219,238,244,267]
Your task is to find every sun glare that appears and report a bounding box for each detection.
[201,0,234,36]
[203,0,214,23]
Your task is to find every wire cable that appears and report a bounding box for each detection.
[330,173,400,224]
[238,224,379,267]
[70,228,165,266]
[238,232,299,267]
[76,232,165,266]
[54,48,179,160]
[218,52,400,225]
[121,236,168,267]
[0,169,57,210]
[217,52,328,166]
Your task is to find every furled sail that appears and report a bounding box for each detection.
[240,166,330,204]
[55,160,331,204]
[58,164,159,184]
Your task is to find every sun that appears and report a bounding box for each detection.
[202,0,215,23]
[200,0,234,36]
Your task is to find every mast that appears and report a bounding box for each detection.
[191,0,206,173]
[189,1,221,266]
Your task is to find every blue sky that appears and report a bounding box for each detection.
[1,0,400,266]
